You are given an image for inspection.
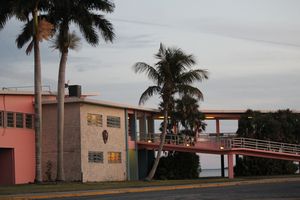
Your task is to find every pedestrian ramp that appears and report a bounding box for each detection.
[137,135,300,162]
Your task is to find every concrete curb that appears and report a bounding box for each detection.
[1,177,300,200]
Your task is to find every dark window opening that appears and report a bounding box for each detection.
[88,151,103,163]
[107,116,121,128]
[6,112,14,128]
[25,114,33,129]
[16,113,23,128]
[0,111,3,127]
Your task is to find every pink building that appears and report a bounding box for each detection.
[0,91,36,185]
[0,90,56,185]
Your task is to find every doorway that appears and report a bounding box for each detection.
[0,148,15,185]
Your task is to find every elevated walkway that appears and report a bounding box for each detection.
[137,134,300,178]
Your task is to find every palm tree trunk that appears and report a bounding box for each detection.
[32,7,42,183]
[56,49,68,181]
[145,107,168,181]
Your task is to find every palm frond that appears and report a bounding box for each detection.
[155,43,167,60]
[68,32,81,50]
[177,54,196,68]
[13,0,33,22]
[93,14,115,42]
[177,85,204,101]
[39,0,52,13]
[0,1,13,29]
[74,18,98,46]
[178,69,209,84]
[15,20,33,48]
[37,19,54,42]
[25,40,34,55]
[81,0,115,13]
[139,86,161,105]
[133,62,160,83]
[51,31,81,51]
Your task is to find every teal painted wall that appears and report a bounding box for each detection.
[138,149,154,179]
[129,149,138,180]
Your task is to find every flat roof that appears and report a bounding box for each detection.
[0,90,55,96]
[43,97,159,113]
[0,90,99,97]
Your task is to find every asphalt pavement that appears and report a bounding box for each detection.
[42,180,300,200]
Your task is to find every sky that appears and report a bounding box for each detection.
[0,0,300,110]
[1,0,300,169]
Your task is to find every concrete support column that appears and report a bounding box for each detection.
[216,118,225,177]
[147,117,154,135]
[216,119,220,134]
[128,114,136,141]
[139,114,147,140]
[124,109,130,180]
[131,111,139,180]
[221,155,225,177]
[228,153,234,179]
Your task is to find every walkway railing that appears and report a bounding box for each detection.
[229,137,300,155]
[139,134,196,146]
[139,133,235,147]
[138,133,300,155]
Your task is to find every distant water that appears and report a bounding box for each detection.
[200,168,299,177]
[199,168,228,177]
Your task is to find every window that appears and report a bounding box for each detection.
[26,114,33,129]
[107,116,121,128]
[108,152,121,163]
[88,151,103,163]
[0,111,3,127]
[87,113,102,126]
[6,112,14,127]
[16,113,24,128]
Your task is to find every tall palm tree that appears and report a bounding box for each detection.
[0,0,52,183]
[134,43,208,180]
[48,0,115,181]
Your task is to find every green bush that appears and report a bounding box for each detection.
[235,156,298,176]
[155,151,200,180]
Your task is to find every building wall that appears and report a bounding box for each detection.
[0,94,35,184]
[80,104,127,182]
[42,103,82,181]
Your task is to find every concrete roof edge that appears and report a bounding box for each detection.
[0,90,55,96]
[42,97,160,113]
[0,90,99,97]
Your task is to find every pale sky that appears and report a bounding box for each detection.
[1,0,300,169]
[1,0,300,110]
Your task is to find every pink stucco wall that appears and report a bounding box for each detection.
[0,94,35,184]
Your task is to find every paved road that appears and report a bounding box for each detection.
[43,181,300,200]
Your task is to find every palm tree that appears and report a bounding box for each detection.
[48,0,115,181]
[174,94,206,139]
[0,0,52,183]
[134,43,208,180]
